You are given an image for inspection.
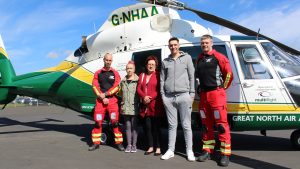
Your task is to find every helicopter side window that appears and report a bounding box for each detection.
[180,45,227,65]
[236,44,273,79]
[180,45,227,100]
[132,49,161,75]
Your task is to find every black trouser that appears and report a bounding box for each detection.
[143,116,162,149]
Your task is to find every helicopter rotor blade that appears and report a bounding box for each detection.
[185,6,300,55]
[136,0,300,55]
[136,0,184,9]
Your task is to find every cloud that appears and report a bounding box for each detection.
[64,50,73,57]
[47,52,59,59]
[23,61,35,66]
[14,4,98,34]
[6,47,32,58]
[0,15,11,30]
[217,3,300,51]
[230,0,254,10]
[47,49,74,59]
[0,3,91,48]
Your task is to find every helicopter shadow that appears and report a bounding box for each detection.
[135,129,291,169]
[0,116,93,146]
[0,116,294,169]
[171,130,291,169]
[230,132,294,151]
[0,113,129,150]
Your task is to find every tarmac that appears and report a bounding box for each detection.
[0,106,299,169]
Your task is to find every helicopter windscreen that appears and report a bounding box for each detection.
[262,42,300,107]
[261,42,300,78]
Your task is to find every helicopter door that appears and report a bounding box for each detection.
[231,42,296,111]
[132,49,162,75]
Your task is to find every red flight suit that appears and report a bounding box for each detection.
[196,49,233,156]
[91,67,123,145]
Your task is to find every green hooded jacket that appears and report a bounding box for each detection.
[119,74,139,115]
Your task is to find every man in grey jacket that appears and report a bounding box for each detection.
[160,37,195,161]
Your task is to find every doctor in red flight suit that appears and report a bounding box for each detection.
[195,35,233,167]
[88,53,124,151]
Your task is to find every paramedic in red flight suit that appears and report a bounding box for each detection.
[88,53,124,151]
[195,35,233,167]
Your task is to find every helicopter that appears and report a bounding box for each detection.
[1,0,300,149]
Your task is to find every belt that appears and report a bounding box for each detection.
[201,86,223,92]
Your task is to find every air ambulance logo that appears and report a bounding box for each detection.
[109,75,115,80]
[205,58,212,62]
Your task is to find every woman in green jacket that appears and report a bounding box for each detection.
[120,61,139,153]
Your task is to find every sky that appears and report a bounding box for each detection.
[0,0,300,75]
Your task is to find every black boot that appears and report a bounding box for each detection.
[218,155,229,167]
[116,144,125,151]
[197,151,210,162]
[88,144,100,151]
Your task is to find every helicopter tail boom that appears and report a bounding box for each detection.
[0,35,17,104]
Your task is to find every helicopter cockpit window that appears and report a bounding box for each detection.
[132,49,161,75]
[236,44,273,79]
[261,42,300,79]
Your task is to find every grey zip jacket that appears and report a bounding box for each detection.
[160,51,195,97]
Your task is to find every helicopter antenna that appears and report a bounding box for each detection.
[139,0,300,55]
[256,28,260,40]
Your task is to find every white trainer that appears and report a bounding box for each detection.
[161,149,174,160]
[187,150,196,162]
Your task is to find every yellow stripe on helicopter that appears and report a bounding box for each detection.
[39,60,94,85]
[0,47,9,59]
[40,61,78,72]
[64,66,93,85]
[192,100,300,114]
